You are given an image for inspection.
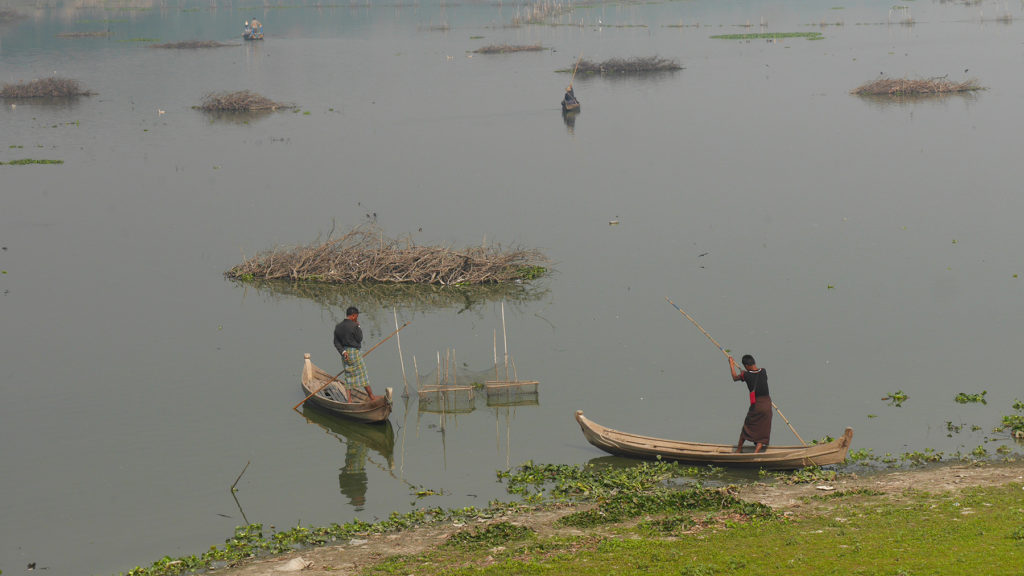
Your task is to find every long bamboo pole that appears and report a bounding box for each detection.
[664,297,808,447]
[293,320,412,410]
[394,308,409,397]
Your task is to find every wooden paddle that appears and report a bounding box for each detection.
[665,297,810,448]
[293,320,411,410]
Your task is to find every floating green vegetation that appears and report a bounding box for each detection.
[901,449,943,465]
[0,159,63,165]
[499,460,718,499]
[515,265,547,280]
[955,390,987,404]
[848,448,875,462]
[710,31,824,40]
[994,400,1024,439]
[474,43,544,54]
[883,389,909,407]
[761,465,837,485]
[444,521,535,549]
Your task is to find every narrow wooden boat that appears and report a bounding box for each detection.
[575,410,853,470]
[302,353,392,423]
[562,100,580,113]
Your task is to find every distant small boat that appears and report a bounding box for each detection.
[243,19,264,40]
[562,99,580,113]
[301,353,392,423]
[575,410,853,470]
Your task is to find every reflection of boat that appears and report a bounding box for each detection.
[300,405,396,509]
[575,411,853,470]
[302,354,393,423]
[301,404,397,461]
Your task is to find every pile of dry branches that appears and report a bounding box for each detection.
[151,41,232,49]
[1,77,94,98]
[226,224,548,285]
[474,44,544,54]
[851,76,983,96]
[198,90,286,111]
[562,56,682,74]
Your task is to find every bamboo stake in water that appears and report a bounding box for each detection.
[501,301,509,381]
[493,329,498,381]
[394,307,409,397]
[413,356,420,393]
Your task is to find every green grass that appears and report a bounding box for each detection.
[361,483,1024,576]
[710,32,824,40]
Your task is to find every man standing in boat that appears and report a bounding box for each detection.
[564,84,578,106]
[729,354,772,453]
[334,306,374,402]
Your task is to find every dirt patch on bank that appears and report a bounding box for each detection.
[214,461,1024,576]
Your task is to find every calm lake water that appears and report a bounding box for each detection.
[3,0,1024,573]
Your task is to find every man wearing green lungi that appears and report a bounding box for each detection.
[333,306,375,402]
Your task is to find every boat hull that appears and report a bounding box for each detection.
[575,410,852,470]
[302,354,392,423]
[562,100,580,113]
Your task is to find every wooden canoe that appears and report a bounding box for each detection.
[302,353,392,423]
[575,410,853,470]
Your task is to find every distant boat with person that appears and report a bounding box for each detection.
[243,19,264,40]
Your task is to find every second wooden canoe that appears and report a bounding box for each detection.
[575,410,852,470]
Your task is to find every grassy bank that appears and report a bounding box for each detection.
[360,481,1024,575]
[118,460,1024,576]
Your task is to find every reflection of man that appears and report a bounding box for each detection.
[338,441,368,509]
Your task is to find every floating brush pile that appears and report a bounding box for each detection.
[226,224,548,285]
[56,31,112,38]
[560,56,682,75]
[1,77,94,99]
[474,44,544,54]
[851,76,983,96]
[151,40,232,49]
[197,90,287,111]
